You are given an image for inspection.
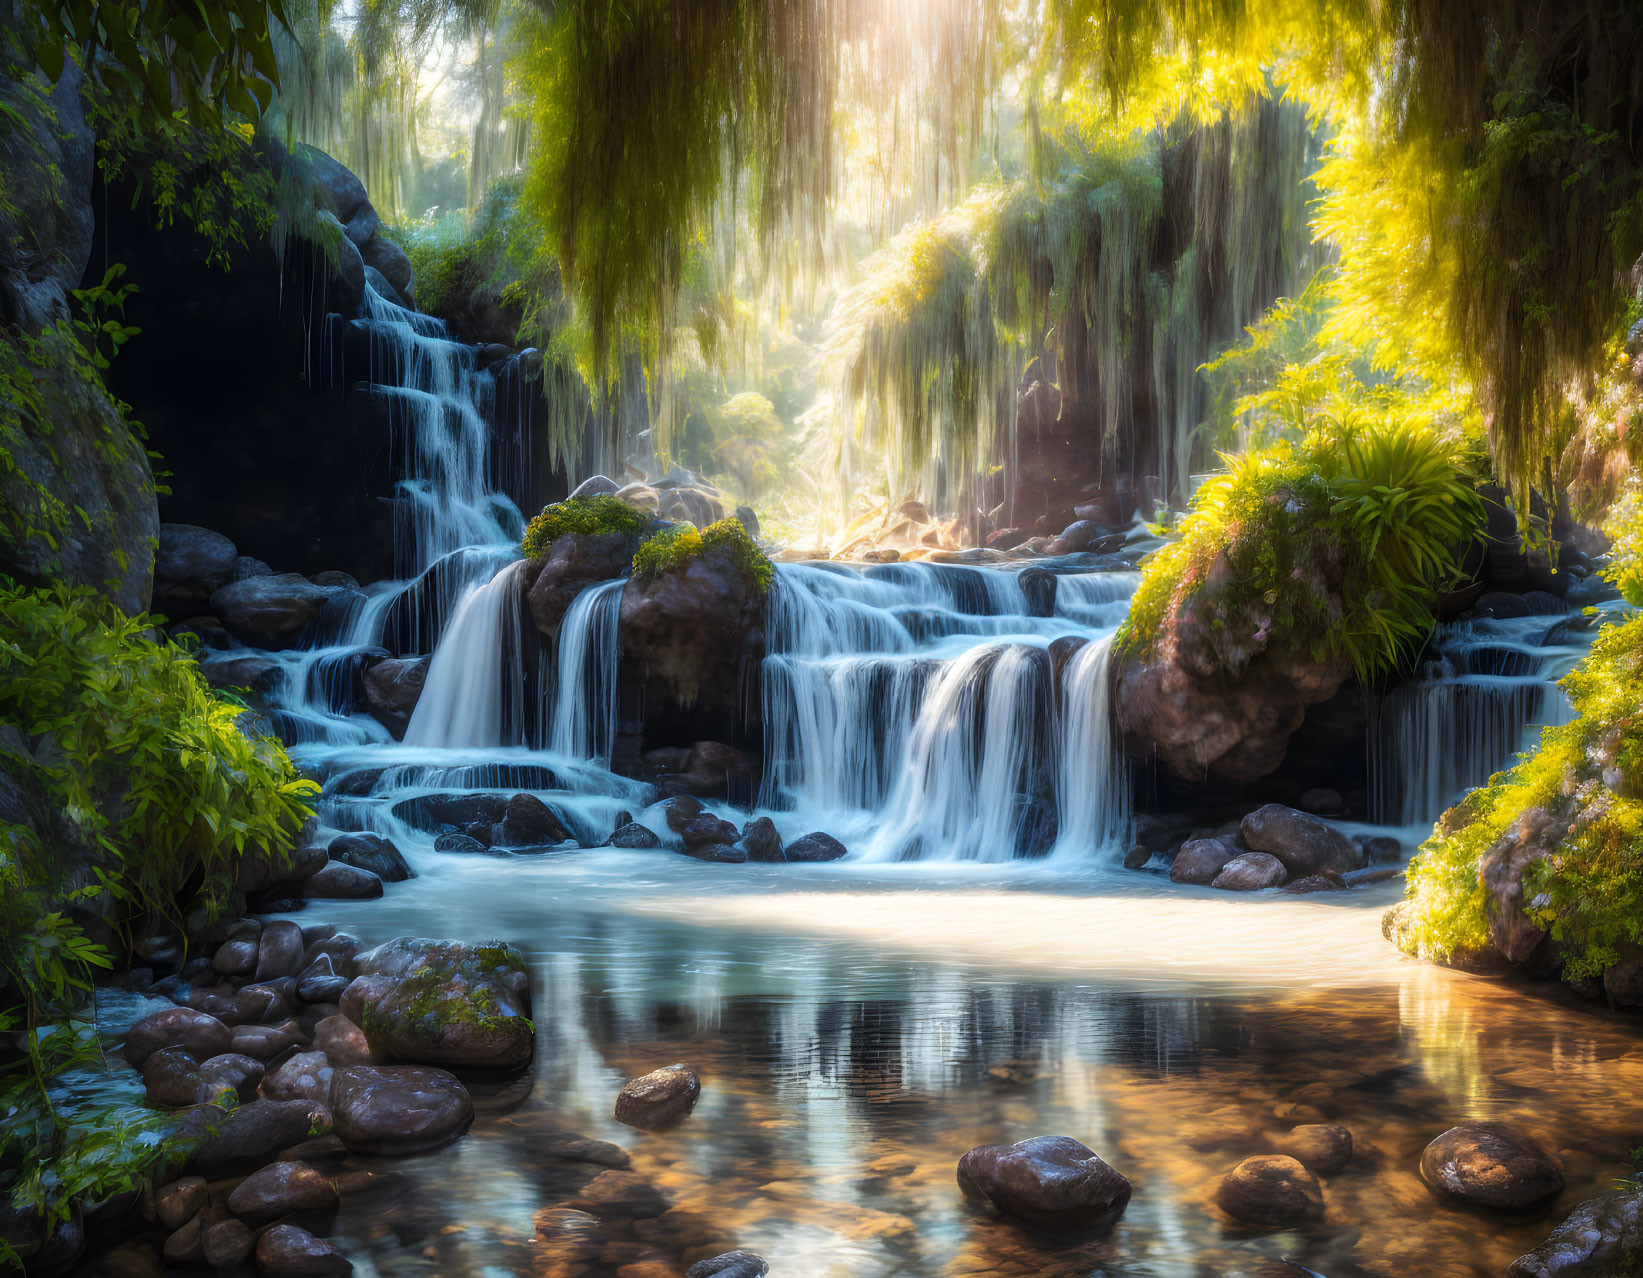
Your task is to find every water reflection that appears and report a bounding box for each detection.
[280,867,1643,1278]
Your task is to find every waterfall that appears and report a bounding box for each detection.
[1053,634,1129,859]
[404,561,526,749]
[549,580,625,762]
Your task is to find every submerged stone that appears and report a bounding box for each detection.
[1217,1154,1325,1225]
[1420,1123,1564,1210]
[329,1065,473,1156]
[614,1064,701,1130]
[956,1135,1131,1232]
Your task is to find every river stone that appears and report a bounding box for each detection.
[1212,851,1289,891]
[392,792,508,831]
[304,861,384,900]
[1241,805,1359,876]
[1217,1154,1326,1225]
[326,832,412,883]
[213,937,259,977]
[329,1065,474,1155]
[661,795,703,833]
[345,937,533,1071]
[680,841,748,864]
[956,1135,1132,1232]
[1169,837,1237,885]
[264,1051,335,1105]
[312,1015,373,1066]
[686,1253,769,1278]
[155,1177,208,1231]
[296,959,353,1005]
[234,979,296,1025]
[1282,873,1347,893]
[153,524,238,615]
[785,832,849,862]
[192,1099,333,1176]
[1507,1186,1643,1276]
[142,1047,203,1108]
[573,1170,668,1219]
[256,920,307,982]
[610,822,660,849]
[254,1223,352,1277]
[123,1008,232,1066]
[227,1161,339,1225]
[614,1064,700,1130]
[741,817,783,862]
[495,793,570,847]
[231,1022,308,1060]
[1420,1123,1564,1209]
[1270,1124,1354,1175]
[209,574,345,649]
[201,1218,256,1268]
[199,1052,265,1103]
[163,1214,211,1266]
[681,813,740,848]
[433,831,487,854]
[1362,835,1403,864]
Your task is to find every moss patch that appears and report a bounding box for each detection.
[632,517,773,594]
[521,494,646,560]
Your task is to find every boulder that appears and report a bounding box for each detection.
[1362,835,1403,864]
[1479,807,1567,964]
[433,832,487,854]
[155,1177,209,1232]
[741,817,783,862]
[661,795,704,833]
[686,1252,769,1278]
[1217,1154,1325,1225]
[209,574,347,649]
[361,236,415,304]
[198,1053,265,1104]
[681,814,740,848]
[495,793,571,847]
[1507,1186,1643,1277]
[1298,787,1344,815]
[256,920,307,982]
[345,937,533,1072]
[1212,851,1289,891]
[213,938,259,978]
[681,842,748,864]
[254,1222,352,1277]
[614,1064,701,1130]
[199,655,282,698]
[1420,1123,1564,1210]
[785,832,848,863]
[1046,519,1107,555]
[304,861,384,900]
[1604,943,1643,1007]
[1268,1124,1353,1175]
[296,960,353,1006]
[610,822,661,849]
[361,263,405,308]
[1282,873,1347,894]
[361,656,428,738]
[524,532,639,639]
[153,524,238,615]
[231,1022,309,1061]
[568,475,621,500]
[326,833,412,883]
[226,1161,338,1226]
[192,1099,333,1177]
[573,1170,668,1219]
[201,1218,256,1269]
[263,1052,335,1105]
[956,1135,1132,1232]
[142,1047,203,1108]
[391,792,508,831]
[311,1015,374,1067]
[1240,805,1359,877]
[329,1065,473,1156]
[123,1008,232,1066]
[302,145,368,224]
[1169,837,1237,886]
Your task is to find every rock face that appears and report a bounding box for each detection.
[1212,851,1289,890]
[523,532,640,639]
[344,937,534,1072]
[1420,1124,1564,1210]
[1479,806,1568,964]
[1507,1186,1643,1277]
[956,1135,1132,1232]
[614,1064,701,1130]
[329,1065,474,1156]
[1240,805,1359,877]
[1217,1154,1326,1225]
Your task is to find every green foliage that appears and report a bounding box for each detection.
[1119,420,1484,683]
[632,519,773,595]
[1396,612,1643,980]
[1603,484,1643,607]
[521,495,646,560]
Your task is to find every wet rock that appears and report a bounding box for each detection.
[214,939,259,978]
[525,532,641,638]
[785,832,848,862]
[264,1051,335,1104]
[1269,1124,1353,1175]
[193,1099,333,1176]
[1046,519,1108,555]
[155,1177,208,1231]
[1479,807,1567,964]
[574,1170,668,1219]
[680,841,748,863]
[329,1065,473,1155]
[1212,851,1289,890]
[495,793,571,847]
[163,1215,212,1266]
[231,1022,308,1060]
[227,1161,339,1226]
[345,937,533,1071]
[257,920,307,982]
[153,524,238,616]
[686,1252,769,1278]
[391,791,508,831]
[1281,872,1347,893]
[433,831,487,854]
[1507,1185,1643,1277]
[142,1047,203,1107]
[610,822,661,849]
[1217,1154,1325,1225]
[1169,837,1237,885]
[311,1015,373,1066]
[1298,787,1344,815]
[254,1222,352,1276]
[1362,834,1403,864]
[209,574,347,649]
[956,1134,1132,1232]
[654,741,757,799]
[661,795,703,834]
[537,1133,632,1168]
[296,959,353,1005]
[569,475,621,500]
[201,1218,255,1269]
[1604,943,1643,1007]
[681,814,740,848]
[360,655,427,737]
[614,1064,700,1130]
[304,861,384,900]
[531,1208,603,1268]
[123,1008,232,1066]
[327,832,412,883]
[1241,805,1359,877]
[234,979,296,1025]
[1420,1123,1564,1210]
[199,1052,265,1103]
[741,817,783,862]
[1123,843,1152,869]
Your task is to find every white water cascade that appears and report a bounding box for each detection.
[403,561,526,749]
[549,579,625,762]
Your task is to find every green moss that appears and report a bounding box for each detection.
[1396,613,1643,980]
[632,518,773,594]
[521,494,647,560]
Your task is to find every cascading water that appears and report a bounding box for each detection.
[548,579,625,763]
[403,561,526,749]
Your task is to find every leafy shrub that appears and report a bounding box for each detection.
[1603,482,1643,606]
[521,494,647,559]
[1394,612,1643,979]
[632,518,773,594]
[1120,421,1483,682]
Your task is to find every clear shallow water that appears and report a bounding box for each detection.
[276,852,1643,1278]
